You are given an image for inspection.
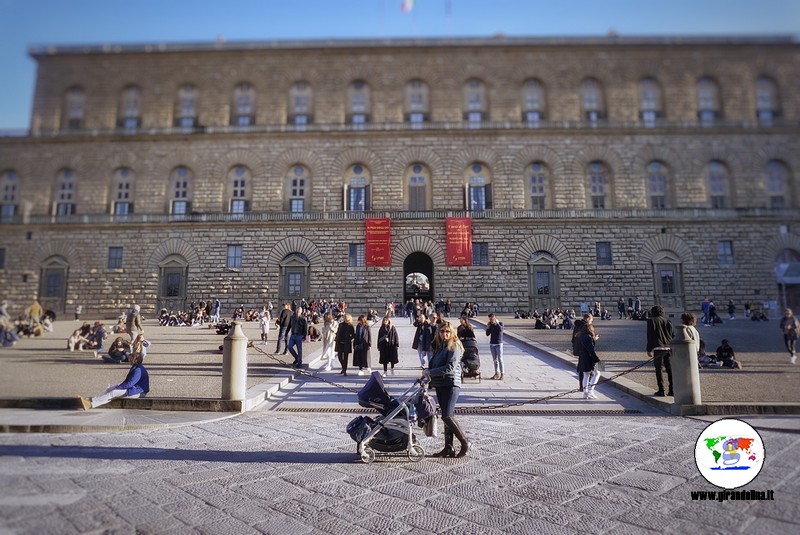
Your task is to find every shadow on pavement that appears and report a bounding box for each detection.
[0,445,358,464]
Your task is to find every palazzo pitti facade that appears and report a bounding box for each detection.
[0,35,799,317]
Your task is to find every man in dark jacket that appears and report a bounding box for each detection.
[646,305,675,397]
[287,307,309,368]
[275,303,293,354]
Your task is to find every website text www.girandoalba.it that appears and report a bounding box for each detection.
[691,489,775,503]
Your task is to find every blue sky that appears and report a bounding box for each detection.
[1,0,798,129]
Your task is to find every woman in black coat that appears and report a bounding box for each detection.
[352,314,372,375]
[334,313,355,376]
[377,316,399,376]
[574,320,601,400]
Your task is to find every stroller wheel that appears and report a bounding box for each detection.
[360,447,376,464]
[408,444,425,462]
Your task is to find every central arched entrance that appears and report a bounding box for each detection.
[404,252,433,302]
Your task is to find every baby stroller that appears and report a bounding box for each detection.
[461,338,481,381]
[346,371,429,463]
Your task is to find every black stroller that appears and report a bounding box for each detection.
[346,371,429,463]
[461,338,481,381]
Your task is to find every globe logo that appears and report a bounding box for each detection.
[694,418,765,489]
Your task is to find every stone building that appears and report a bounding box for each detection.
[0,35,798,317]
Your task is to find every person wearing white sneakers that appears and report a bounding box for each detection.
[779,308,799,365]
[574,320,602,399]
[258,306,271,346]
[321,313,337,371]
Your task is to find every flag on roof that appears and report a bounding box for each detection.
[402,0,414,14]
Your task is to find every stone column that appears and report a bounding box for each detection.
[671,324,702,405]
[222,321,248,400]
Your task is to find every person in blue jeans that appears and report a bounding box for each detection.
[286,307,308,368]
[485,313,504,380]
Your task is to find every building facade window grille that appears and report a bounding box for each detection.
[472,242,489,266]
[227,244,243,269]
[596,241,613,266]
[647,161,668,209]
[349,243,365,267]
[0,169,18,222]
[170,166,192,215]
[529,162,547,210]
[107,247,123,269]
[54,168,76,216]
[718,240,734,265]
[588,161,608,209]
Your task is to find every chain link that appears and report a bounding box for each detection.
[250,342,657,410]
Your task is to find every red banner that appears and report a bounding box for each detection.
[446,217,472,266]
[365,218,391,266]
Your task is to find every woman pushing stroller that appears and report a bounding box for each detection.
[423,320,471,458]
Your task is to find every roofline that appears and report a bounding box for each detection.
[28,34,800,58]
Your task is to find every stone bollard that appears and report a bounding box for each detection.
[222,321,248,400]
[671,324,702,406]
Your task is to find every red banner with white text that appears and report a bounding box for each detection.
[446,217,472,266]
[365,218,391,266]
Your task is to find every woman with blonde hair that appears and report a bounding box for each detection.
[425,321,471,458]
[321,313,338,371]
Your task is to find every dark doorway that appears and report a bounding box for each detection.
[404,252,433,302]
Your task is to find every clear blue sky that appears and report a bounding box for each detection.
[1,0,798,129]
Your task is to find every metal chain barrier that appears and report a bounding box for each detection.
[249,341,657,410]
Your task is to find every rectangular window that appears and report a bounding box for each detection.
[596,242,613,266]
[348,186,369,211]
[0,247,5,269]
[107,247,123,269]
[472,242,489,266]
[290,199,305,213]
[114,201,131,215]
[535,271,551,295]
[172,200,189,215]
[591,195,605,209]
[710,195,726,209]
[718,240,734,265]
[660,270,676,294]
[288,272,302,296]
[1,204,16,222]
[349,243,365,267]
[56,203,75,216]
[230,199,247,213]
[227,244,243,269]
[526,111,541,127]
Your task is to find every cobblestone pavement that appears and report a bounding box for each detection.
[0,412,798,534]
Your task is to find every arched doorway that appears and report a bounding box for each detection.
[652,249,685,314]
[157,254,188,312]
[404,252,433,302]
[39,255,69,315]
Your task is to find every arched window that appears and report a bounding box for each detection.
[767,160,791,209]
[344,164,371,211]
[118,85,141,130]
[111,167,135,215]
[527,162,549,210]
[228,165,252,213]
[463,78,488,126]
[705,160,730,209]
[288,82,313,128]
[62,86,85,130]
[286,164,311,213]
[169,166,193,215]
[756,76,780,124]
[347,80,371,129]
[464,162,493,211]
[697,77,721,124]
[0,169,19,222]
[521,79,546,126]
[174,84,198,128]
[587,161,611,209]
[53,168,77,216]
[404,163,431,211]
[646,161,670,209]
[639,77,663,127]
[405,79,429,127]
[580,78,606,122]
[231,83,256,126]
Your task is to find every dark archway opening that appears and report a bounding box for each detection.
[404,252,433,302]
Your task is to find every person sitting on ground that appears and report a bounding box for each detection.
[81,351,149,409]
[103,337,132,363]
[307,323,321,342]
[68,329,90,351]
[697,340,716,368]
[715,339,742,369]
